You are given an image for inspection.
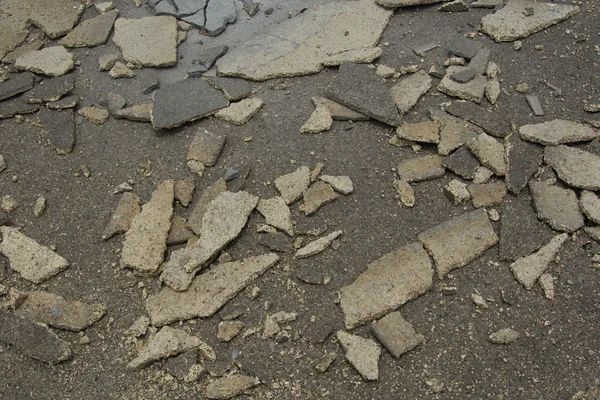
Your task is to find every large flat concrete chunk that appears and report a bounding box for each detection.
[529,181,584,232]
[339,242,433,330]
[418,209,498,279]
[544,145,600,190]
[519,119,598,145]
[336,331,381,381]
[371,311,424,358]
[113,16,178,67]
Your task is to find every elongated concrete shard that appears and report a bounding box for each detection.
[336,331,381,381]
[127,326,203,369]
[0,226,69,283]
[257,197,294,236]
[148,253,279,326]
[339,242,433,330]
[216,0,392,80]
[480,1,579,42]
[121,181,174,276]
[510,233,567,289]
[519,119,598,145]
[544,145,600,190]
[418,209,498,279]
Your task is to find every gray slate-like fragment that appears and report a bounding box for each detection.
[489,328,519,344]
[510,233,567,290]
[0,96,40,119]
[438,67,487,103]
[203,0,236,36]
[446,101,511,138]
[0,72,33,101]
[443,147,480,179]
[206,76,251,101]
[505,133,544,193]
[391,70,432,115]
[529,181,584,232]
[38,108,75,154]
[23,74,74,104]
[303,182,338,215]
[544,145,600,190]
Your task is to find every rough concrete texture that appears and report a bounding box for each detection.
[529,181,584,233]
[28,0,85,39]
[187,178,227,235]
[108,62,135,79]
[312,97,368,121]
[418,209,498,279]
[438,66,487,103]
[376,0,445,7]
[113,16,178,67]
[544,145,600,190]
[205,374,261,399]
[444,179,471,205]
[23,74,74,104]
[340,242,433,329]
[217,320,244,342]
[443,146,480,179]
[79,106,110,125]
[336,331,381,381]
[580,191,600,224]
[295,230,343,259]
[0,226,69,284]
[510,233,567,289]
[430,109,479,156]
[257,197,294,236]
[166,215,195,245]
[468,133,507,176]
[102,192,141,240]
[303,181,338,215]
[468,182,507,208]
[393,179,416,208]
[489,328,519,344]
[0,312,71,365]
[480,0,579,42]
[59,9,119,48]
[121,180,174,276]
[15,46,75,77]
[319,175,354,195]
[15,291,106,332]
[215,97,263,125]
[391,70,432,115]
[148,254,279,326]
[38,107,75,154]
[505,133,544,193]
[300,101,333,134]
[397,155,445,183]
[371,312,424,359]
[114,103,153,122]
[396,121,440,144]
[539,273,555,300]
[187,129,226,167]
[216,0,391,80]
[127,326,203,369]
[0,72,33,102]
[519,119,598,145]
[275,166,311,205]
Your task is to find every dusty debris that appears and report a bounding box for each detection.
[262,315,280,339]
[173,179,195,208]
[440,0,468,12]
[28,0,84,39]
[393,179,415,208]
[1,196,19,213]
[397,155,445,183]
[47,95,78,110]
[372,312,424,358]
[125,316,150,338]
[127,326,203,369]
[488,328,519,344]
[473,166,494,184]
[113,16,178,67]
[295,230,343,259]
[33,196,46,217]
[303,181,338,215]
[529,181,584,232]
[205,374,261,399]
[336,331,381,381]
[217,321,244,342]
[315,353,337,373]
[510,233,568,290]
[215,97,263,125]
[275,166,311,205]
[257,197,294,236]
[300,100,332,134]
[15,46,75,77]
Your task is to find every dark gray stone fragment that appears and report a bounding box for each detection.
[505,133,544,193]
[142,78,160,94]
[165,350,198,380]
[206,76,251,101]
[526,95,544,116]
[226,166,250,192]
[450,67,476,83]
[151,79,229,129]
[173,0,207,16]
[39,108,75,154]
[23,74,75,104]
[0,312,71,364]
[203,0,236,36]
[258,233,292,253]
[446,37,483,60]
[296,267,322,284]
[443,146,480,179]
[447,101,511,137]
[197,45,228,69]
[182,10,206,28]
[187,64,208,78]
[99,92,126,115]
[154,0,178,16]
[243,1,260,16]
[325,63,401,127]
[0,96,39,119]
[585,138,600,157]
[413,42,439,57]
[468,48,490,75]
[0,72,34,101]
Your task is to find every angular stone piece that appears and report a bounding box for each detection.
[258,232,292,253]
[450,67,476,83]
[391,70,432,115]
[440,0,469,12]
[127,326,203,369]
[47,94,78,110]
[23,74,74,104]
[485,79,501,105]
[98,53,119,71]
[325,63,401,127]
[580,191,600,224]
[167,216,195,246]
[480,1,579,42]
[59,9,119,48]
[78,106,109,125]
[187,178,227,235]
[468,182,507,208]
[0,312,71,365]
[529,181,584,232]
[444,179,470,205]
[0,96,39,119]
[418,209,498,279]
[468,133,506,176]
[303,182,338,215]
[375,0,445,7]
[526,95,544,116]
[295,230,343,259]
[1,226,69,283]
[257,197,294,236]
[109,61,135,79]
[336,331,381,381]
[539,273,555,300]
[187,129,226,167]
[511,233,568,289]
[114,103,152,122]
[312,97,368,121]
[446,101,511,138]
[505,133,544,193]
[443,147,480,179]
[205,374,260,399]
[438,67,487,103]
[519,119,598,145]
[215,97,263,125]
[33,196,46,217]
[15,291,105,331]
[113,16,178,67]
[545,145,600,190]
[165,350,198,380]
[148,254,279,326]
[121,181,174,276]
[217,321,244,342]
[489,328,519,344]
[203,0,236,36]
[430,109,479,156]
[15,46,74,77]
[28,0,85,39]
[447,37,483,60]
[102,192,141,240]
[275,166,311,205]
[319,175,354,195]
[206,76,251,101]
[300,102,332,134]
[397,155,445,183]
[396,121,440,144]
[0,72,33,101]
[216,0,392,81]
[472,0,502,7]
[151,79,229,130]
[195,45,228,69]
[340,242,433,329]
[371,312,424,358]
[38,108,75,154]
[174,179,195,208]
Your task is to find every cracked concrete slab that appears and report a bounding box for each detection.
[59,9,119,48]
[113,16,178,67]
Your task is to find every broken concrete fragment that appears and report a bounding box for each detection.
[113,16,178,67]
[1,196,19,214]
[545,145,600,191]
[165,350,198,381]
[59,9,118,48]
[15,291,105,331]
[472,293,488,308]
[505,133,544,193]
[485,79,501,105]
[340,242,433,329]
[580,191,600,224]
[526,95,544,116]
[109,61,135,79]
[539,273,555,300]
[215,97,263,125]
[529,181,584,232]
[206,76,251,101]
[151,79,229,130]
[38,108,75,154]
[257,197,294,236]
[114,103,152,122]
[429,109,479,156]
[468,182,507,208]
[300,101,332,134]
[450,67,476,83]
[391,70,432,115]
[480,1,579,42]
[438,67,487,103]
[376,0,445,7]
[217,321,244,342]
[447,101,511,138]
[396,121,440,144]
[187,129,226,167]
[127,326,203,369]
[295,230,343,259]
[98,53,119,71]
[0,72,33,101]
[102,192,140,240]
[325,63,400,127]
[187,178,227,234]
[443,147,480,179]
[393,179,415,207]
[444,179,470,205]
[303,182,338,215]
[121,180,174,276]
[148,254,279,326]
[418,209,498,279]
[33,196,46,217]
[275,166,311,205]
[336,331,381,381]
[28,0,84,39]
[319,175,354,195]
[216,0,391,80]
[312,97,368,121]
[372,312,424,358]
[489,328,519,344]
[473,166,494,184]
[397,155,445,183]
[472,0,502,7]
[447,37,483,60]
[15,46,74,77]
[174,179,195,207]
[0,312,71,364]
[78,106,109,125]
[468,133,506,176]
[23,74,74,104]
[519,119,598,145]
[262,315,280,339]
[205,374,260,399]
[167,216,195,246]
[440,0,469,12]
[47,94,78,110]
[0,226,69,284]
